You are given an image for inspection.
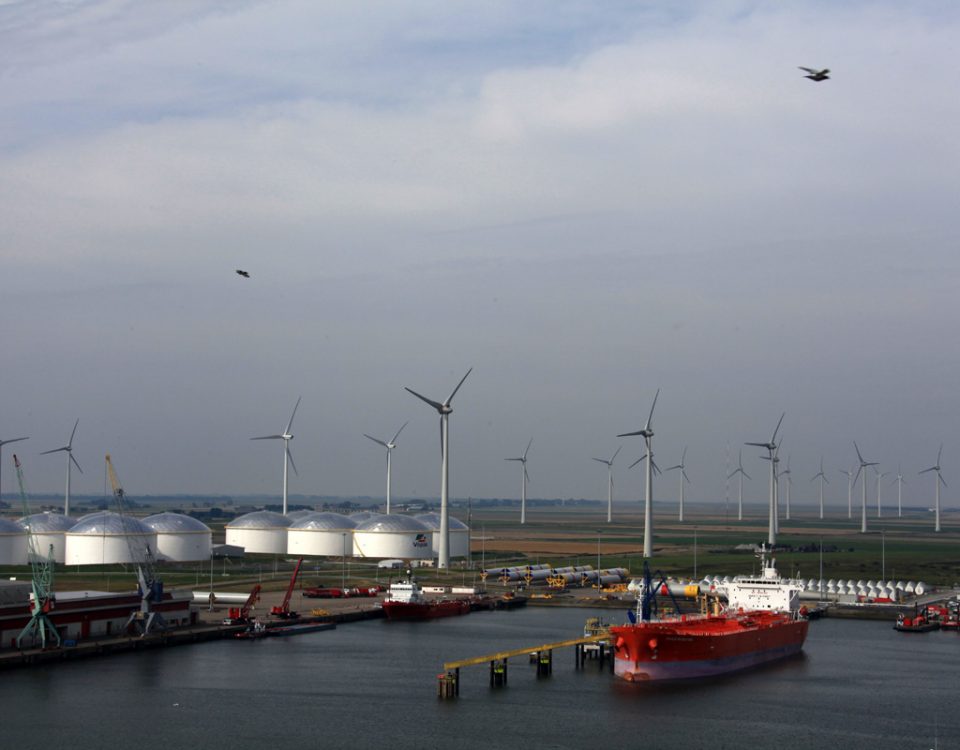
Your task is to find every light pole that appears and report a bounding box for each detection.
[341,532,347,590]
[881,530,885,582]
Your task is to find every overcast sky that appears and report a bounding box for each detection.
[1,1,958,511]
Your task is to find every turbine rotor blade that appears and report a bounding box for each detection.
[629,457,644,469]
[444,367,473,406]
[854,441,865,464]
[523,438,533,460]
[771,412,785,444]
[70,454,83,474]
[611,446,622,463]
[619,430,645,438]
[285,396,302,434]
[405,387,444,412]
[592,458,608,465]
[645,388,660,431]
[69,418,80,447]
[391,421,409,444]
[0,437,29,447]
[364,434,388,448]
[251,435,284,441]
[683,470,690,483]
[40,447,68,455]
[940,474,948,488]
[286,446,298,477]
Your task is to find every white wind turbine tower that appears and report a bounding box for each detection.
[618,389,660,559]
[505,438,533,524]
[665,447,690,522]
[363,421,408,515]
[890,465,905,518]
[250,397,301,516]
[405,368,472,570]
[811,458,828,520]
[853,442,878,533]
[727,449,751,522]
[0,434,29,503]
[780,455,793,521]
[874,468,888,518]
[919,445,947,533]
[839,467,854,519]
[746,413,784,547]
[592,447,621,523]
[40,419,82,516]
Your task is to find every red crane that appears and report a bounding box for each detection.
[223,584,262,625]
[271,558,303,619]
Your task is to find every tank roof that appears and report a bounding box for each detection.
[68,512,154,535]
[285,510,315,521]
[0,518,24,533]
[18,513,76,532]
[142,512,211,533]
[290,512,358,531]
[348,511,382,522]
[414,512,469,530]
[355,514,430,533]
[226,510,294,529]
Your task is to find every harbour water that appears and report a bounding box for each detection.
[3,607,955,749]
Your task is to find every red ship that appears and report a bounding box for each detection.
[381,574,472,621]
[611,548,809,682]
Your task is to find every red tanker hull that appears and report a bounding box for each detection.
[382,599,471,621]
[610,610,808,682]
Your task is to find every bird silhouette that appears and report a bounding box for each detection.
[235,269,250,278]
[799,67,830,82]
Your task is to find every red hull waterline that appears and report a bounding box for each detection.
[610,612,809,682]
[382,600,471,621]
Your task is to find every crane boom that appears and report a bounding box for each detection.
[14,454,61,649]
[271,558,303,618]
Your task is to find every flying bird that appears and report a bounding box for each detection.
[235,269,250,278]
[799,67,830,82]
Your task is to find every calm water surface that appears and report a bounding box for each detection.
[2,607,956,749]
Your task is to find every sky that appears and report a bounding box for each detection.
[1,0,958,510]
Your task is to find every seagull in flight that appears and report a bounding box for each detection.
[799,67,830,82]
[235,269,250,278]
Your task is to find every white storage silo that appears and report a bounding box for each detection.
[225,511,292,554]
[287,513,357,557]
[0,518,28,564]
[142,512,212,561]
[65,512,158,565]
[18,513,75,563]
[352,514,432,559]
[414,512,470,559]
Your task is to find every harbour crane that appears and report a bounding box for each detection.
[271,557,303,619]
[105,454,168,636]
[223,584,262,625]
[13,455,61,650]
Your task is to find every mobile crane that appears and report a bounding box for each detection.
[270,557,303,619]
[105,454,167,636]
[222,584,262,625]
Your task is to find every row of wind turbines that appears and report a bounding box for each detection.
[3,380,949,568]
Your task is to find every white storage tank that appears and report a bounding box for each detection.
[0,518,28,565]
[352,514,432,559]
[142,512,212,561]
[285,510,315,522]
[287,513,357,557]
[18,513,75,563]
[225,511,292,555]
[64,512,158,565]
[414,512,470,559]
[348,511,382,524]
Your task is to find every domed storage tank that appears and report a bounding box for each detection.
[348,511,382,524]
[0,518,28,564]
[18,513,75,563]
[353,514,431,559]
[225,511,292,554]
[65,512,158,565]
[142,512,212,561]
[414,513,470,559]
[287,513,357,557]
[285,510,314,522]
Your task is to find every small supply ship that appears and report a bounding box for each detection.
[610,547,809,682]
[380,573,472,621]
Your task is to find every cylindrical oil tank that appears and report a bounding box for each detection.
[18,513,75,563]
[0,518,28,564]
[65,512,158,565]
[414,513,470,558]
[352,514,432,559]
[287,512,357,556]
[142,512,213,561]
[225,511,292,554]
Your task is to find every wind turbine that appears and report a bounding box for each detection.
[0,435,29,503]
[890,465,905,518]
[919,445,948,532]
[592,446,621,523]
[839,467,854,519]
[727,449,751,521]
[780,454,793,521]
[665,447,690,522]
[811,458,828,520]
[874,468,888,518]
[746,413,784,546]
[405,368,472,569]
[618,389,660,559]
[40,419,82,517]
[250,397,301,516]
[363,421,408,515]
[853,442,877,533]
[506,438,533,524]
